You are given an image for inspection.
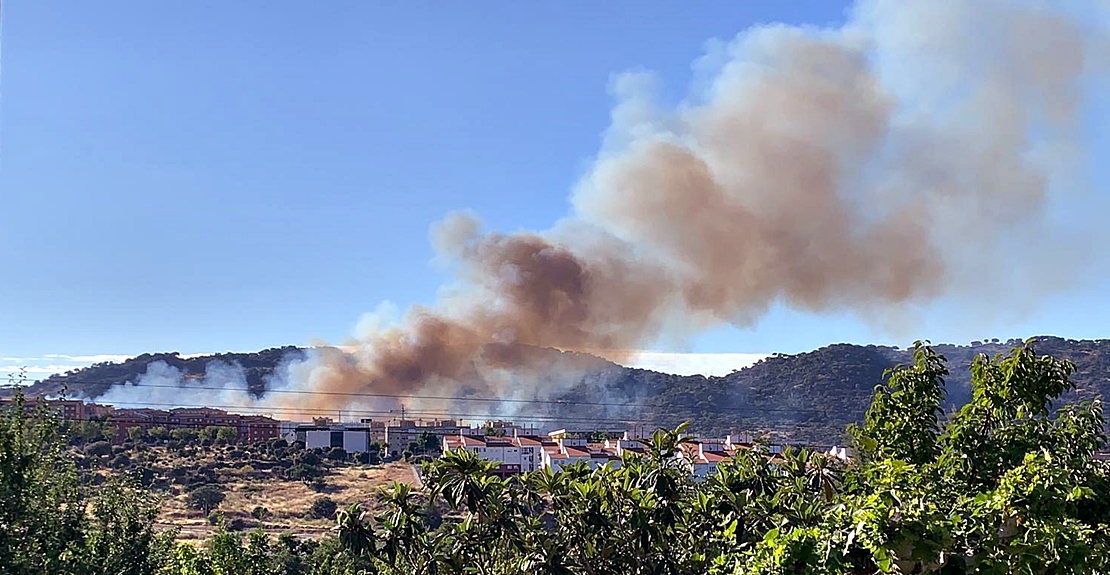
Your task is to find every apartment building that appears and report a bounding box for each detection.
[385,418,465,456]
[0,397,112,421]
[108,406,279,443]
[285,421,376,453]
[442,431,550,476]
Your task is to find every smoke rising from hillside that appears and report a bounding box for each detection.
[82,0,1107,417]
[279,0,1105,413]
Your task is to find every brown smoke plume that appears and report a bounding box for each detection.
[291,0,1105,413]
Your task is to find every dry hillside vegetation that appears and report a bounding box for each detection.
[72,436,420,540]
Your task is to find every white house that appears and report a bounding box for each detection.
[442,432,548,476]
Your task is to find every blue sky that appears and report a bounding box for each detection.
[2,1,1109,374]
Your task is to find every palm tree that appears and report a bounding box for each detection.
[426,449,501,517]
[335,502,375,559]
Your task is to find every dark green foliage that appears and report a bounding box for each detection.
[308,497,338,520]
[85,440,113,456]
[0,389,176,575]
[215,426,238,443]
[187,485,226,515]
[284,462,325,485]
[251,506,270,521]
[418,431,440,454]
[326,447,347,461]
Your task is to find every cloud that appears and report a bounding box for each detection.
[1,364,93,375]
[41,354,135,363]
[622,352,768,377]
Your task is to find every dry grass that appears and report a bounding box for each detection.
[154,463,420,541]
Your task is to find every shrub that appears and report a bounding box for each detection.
[307,497,337,520]
[186,485,226,515]
[250,506,270,521]
[207,510,222,526]
[215,427,238,443]
[85,441,112,457]
[326,447,347,462]
[284,463,324,485]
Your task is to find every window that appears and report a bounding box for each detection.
[330,431,344,448]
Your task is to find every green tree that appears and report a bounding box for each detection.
[127,426,147,442]
[147,426,169,441]
[171,428,199,442]
[85,439,113,457]
[417,431,440,454]
[0,389,88,575]
[187,485,226,516]
[215,427,238,444]
[308,496,338,520]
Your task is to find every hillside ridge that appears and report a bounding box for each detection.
[13,336,1110,444]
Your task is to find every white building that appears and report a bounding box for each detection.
[678,440,731,481]
[442,432,547,476]
[290,422,376,453]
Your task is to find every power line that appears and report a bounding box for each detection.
[9,378,824,416]
[3,394,835,435]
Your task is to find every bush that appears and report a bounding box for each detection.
[250,506,270,521]
[110,454,131,468]
[207,510,222,526]
[85,441,112,457]
[326,447,347,462]
[284,463,324,485]
[186,485,226,515]
[307,497,337,520]
[215,427,238,443]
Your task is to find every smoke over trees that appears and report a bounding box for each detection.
[285,0,1106,411]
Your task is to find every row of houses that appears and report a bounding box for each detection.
[441,428,801,479]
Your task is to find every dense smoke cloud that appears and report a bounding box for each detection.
[89,0,1108,418]
[283,0,1105,412]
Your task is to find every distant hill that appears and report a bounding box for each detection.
[17,347,306,399]
[12,337,1110,445]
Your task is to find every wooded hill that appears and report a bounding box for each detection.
[15,337,1110,444]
